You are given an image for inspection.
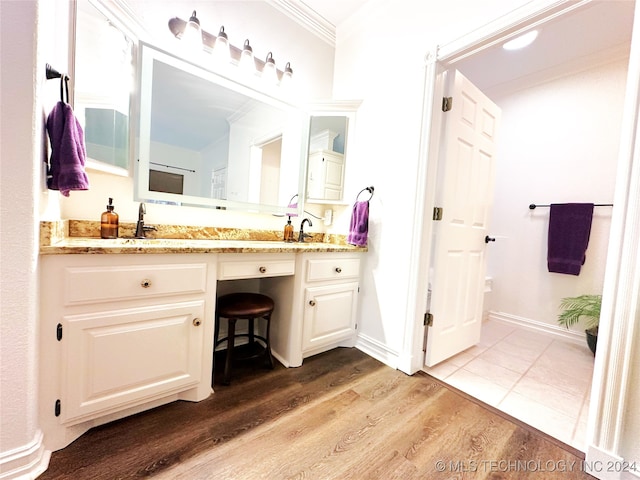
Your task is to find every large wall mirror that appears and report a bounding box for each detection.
[136,43,306,215]
[74,0,134,176]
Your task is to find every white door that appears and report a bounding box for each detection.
[424,70,501,367]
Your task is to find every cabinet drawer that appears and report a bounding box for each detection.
[64,263,207,306]
[218,258,295,280]
[306,258,360,283]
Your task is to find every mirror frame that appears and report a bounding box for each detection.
[135,41,308,216]
[72,0,137,178]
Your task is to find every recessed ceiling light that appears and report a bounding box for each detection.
[503,30,539,50]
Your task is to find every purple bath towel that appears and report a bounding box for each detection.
[347,201,369,247]
[46,101,89,196]
[547,203,594,275]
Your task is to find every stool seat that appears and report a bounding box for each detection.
[214,292,275,386]
[217,293,274,318]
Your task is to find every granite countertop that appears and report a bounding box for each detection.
[39,220,367,255]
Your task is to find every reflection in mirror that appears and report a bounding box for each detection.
[306,115,348,202]
[74,0,134,175]
[136,43,305,215]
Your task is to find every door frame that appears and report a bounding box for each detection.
[405,0,640,472]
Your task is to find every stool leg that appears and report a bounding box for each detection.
[223,318,236,386]
[248,317,255,345]
[263,313,274,369]
[212,314,220,385]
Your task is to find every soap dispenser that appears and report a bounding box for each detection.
[283,216,294,242]
[100,197,119,239]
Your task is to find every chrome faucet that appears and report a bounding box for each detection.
[134,203,157,238]
[298,218,313,243]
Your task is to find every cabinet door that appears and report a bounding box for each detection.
[306,151,344,201]
[60,301,205,425]
[322,153,345,200]
[302,282,358,353]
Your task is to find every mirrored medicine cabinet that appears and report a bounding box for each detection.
[74,0,134,176]
[305,101,360,204]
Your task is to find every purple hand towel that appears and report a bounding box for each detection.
[347,201,369,247]
[547,203,594,275]
[46,101,89,196]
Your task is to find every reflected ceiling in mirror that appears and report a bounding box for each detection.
[136,43,306,215]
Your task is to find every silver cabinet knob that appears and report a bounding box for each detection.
[309,300,316,306]
[193,318,201,327]
[335,267,342,273]
[141,279,152,288]
[259,266,267,273]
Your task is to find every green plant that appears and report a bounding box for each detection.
[558,294,601,332]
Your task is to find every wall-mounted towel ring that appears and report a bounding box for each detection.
[45,64,70,104]
[45,63,62,80]
[59,76,70,104]
[356,186,374,202]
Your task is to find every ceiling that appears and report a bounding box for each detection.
[295,0,634,94]
[452,1,636,93]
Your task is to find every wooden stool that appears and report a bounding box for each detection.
[214,292,275,385]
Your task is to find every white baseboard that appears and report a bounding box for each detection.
[355,333,400,369]
[584,445,640,480]
[0,430,50,480]
[488,311,586,345]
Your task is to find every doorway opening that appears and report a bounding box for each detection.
[418,0,635,451]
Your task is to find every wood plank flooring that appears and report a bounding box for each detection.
[39,347,595,479]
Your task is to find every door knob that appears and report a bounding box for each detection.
[485,236,496,244]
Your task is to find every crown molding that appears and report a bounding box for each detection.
[265,0,336,47]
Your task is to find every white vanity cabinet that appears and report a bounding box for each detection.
[300,252,360,358]
[39,254,217,450]
[306,149,345,201]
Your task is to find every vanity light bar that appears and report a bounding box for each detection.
[167,14,293,83]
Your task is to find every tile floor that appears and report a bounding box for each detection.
[424,319,595,451]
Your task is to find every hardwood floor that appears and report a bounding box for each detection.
[39,347,595,479]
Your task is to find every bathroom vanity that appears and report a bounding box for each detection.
[39,227,364,451]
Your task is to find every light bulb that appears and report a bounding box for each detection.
[280,62,293,88]
[180,11,202,51]
[239,39,256,75]
[262,52,278,85]
[213,26,230,62]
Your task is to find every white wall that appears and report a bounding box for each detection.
[0,0,67,476]
[486,58,629,331]
[332,0,531,365]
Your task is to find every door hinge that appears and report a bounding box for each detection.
[55,399,61,417]
[433,207,443,221]
[56,323,63,341]
[424,312,434,327]
[442,96,453,112]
